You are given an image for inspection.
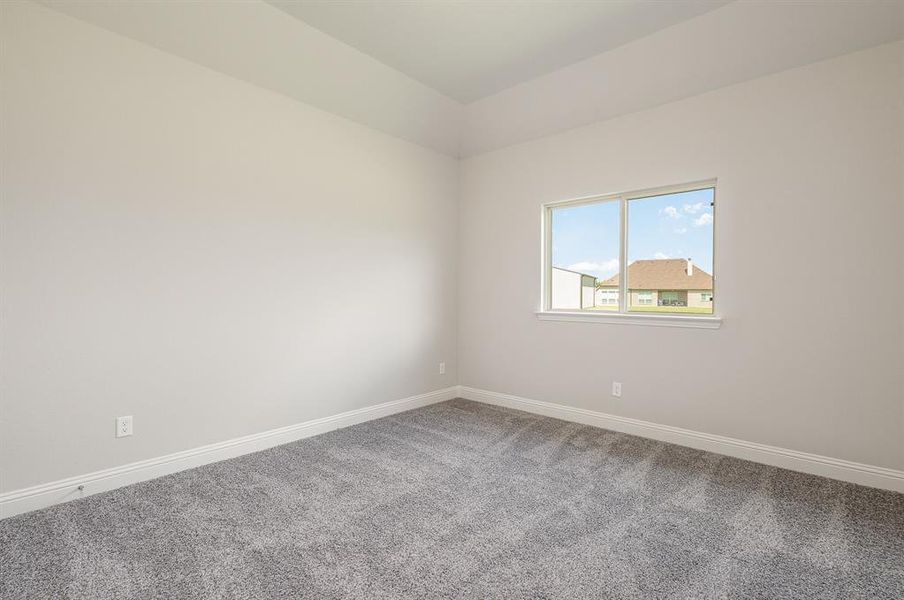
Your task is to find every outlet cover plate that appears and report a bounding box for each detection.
[116,415,133,438]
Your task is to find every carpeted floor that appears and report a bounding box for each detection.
[2,399,903,599]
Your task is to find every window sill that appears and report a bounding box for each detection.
[535,311,722,329]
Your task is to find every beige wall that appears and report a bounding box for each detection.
[2,1,902,498]
[0,2,459,492]
[629,290,658,307]
[685,290,713,310]
[459,42,904,469]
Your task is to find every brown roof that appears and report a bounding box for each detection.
[599,259,712,291]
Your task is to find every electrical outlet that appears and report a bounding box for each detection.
[116,415,133,438]
[439,362,446,375]
[611,382,622,398]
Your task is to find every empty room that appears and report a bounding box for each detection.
[1,0,903,598]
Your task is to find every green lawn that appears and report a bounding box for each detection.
[629,306,712,314]
[587,305,712,314]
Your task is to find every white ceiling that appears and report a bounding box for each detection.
[37,0,465,155]
[462,0,904,155]
[268,0,730,103]
[37,0,904,156]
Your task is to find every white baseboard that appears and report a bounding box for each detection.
[459,386,904,493]
[0,386,458,520]
[6,384,899,520]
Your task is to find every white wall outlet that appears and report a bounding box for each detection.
[116,415,133,438]
[612,382,622,398]
[439,361,446,375]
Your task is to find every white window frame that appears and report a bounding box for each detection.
[538,179,721,329]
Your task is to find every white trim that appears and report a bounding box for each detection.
[536,310,722,329]
[0,387,458,520]
[541,179,717,211]
[618,191,628,313]
[459,386,904,493]
[623,178,718,201]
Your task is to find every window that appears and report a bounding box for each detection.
[596,288,618,306]
[659,291,681,307]
[542,180,716,320]
[549,198,620,311]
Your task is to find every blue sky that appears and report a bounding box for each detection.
[551,188,714,280]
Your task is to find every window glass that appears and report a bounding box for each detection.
[550,200,620,311]
[545,182,715,316]
[626,188,714,314]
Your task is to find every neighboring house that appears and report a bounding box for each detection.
[598,258,713,308]
[551,267,597,309]
[553,258,713,309]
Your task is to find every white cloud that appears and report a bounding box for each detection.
[661,206,680,219]
[673,227,688,234]
[567,259,618,275]
[683,202,705,214]
[654,252,670,260]
[693,213,713,227]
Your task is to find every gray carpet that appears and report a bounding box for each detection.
[2,399,903,599]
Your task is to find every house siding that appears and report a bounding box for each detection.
[601,288,713,309]
[551,268,582,309]
[686,290,714,309]
[552,268,597,309]
[580,275,595,309]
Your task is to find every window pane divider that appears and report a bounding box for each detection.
[618,196,628,314]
